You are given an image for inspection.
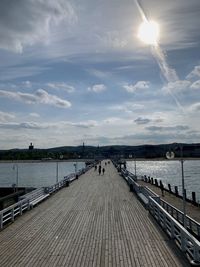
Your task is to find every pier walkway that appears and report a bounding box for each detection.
[0,161,189,266]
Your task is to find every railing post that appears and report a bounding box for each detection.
[180,231,186,252]
[20,202,23,215]
[193,243,200,264]
[28,199,31,210]
[0,212,3,229]
[11,208,15,222]
[171,221,175,239]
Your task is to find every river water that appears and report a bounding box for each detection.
[0,161,85,188]
[127,160,200,202]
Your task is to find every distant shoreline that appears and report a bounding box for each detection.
[1,157,200,163]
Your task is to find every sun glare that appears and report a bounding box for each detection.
[138,20,159,45]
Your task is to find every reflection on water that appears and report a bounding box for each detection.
[127,160,200,202]
[0,161,85,188]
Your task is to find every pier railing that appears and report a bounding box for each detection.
[121,167,200,238]
[149,196,200,264]
[0,199,29,229]
[0,166,91,230]
[118,166,200,264]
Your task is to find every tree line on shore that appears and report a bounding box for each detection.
[0,143,200,160]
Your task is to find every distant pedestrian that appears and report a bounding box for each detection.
[102,168,105,175]
[94,165,97,171]
[98,165,101,175]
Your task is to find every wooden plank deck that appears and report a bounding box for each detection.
[0,161,189,267]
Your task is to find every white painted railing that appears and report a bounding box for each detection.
[0,166,91,230]
[121,167,200,240]
[159,198,200,238]
[0,199,29,229]
[149,197,200,264]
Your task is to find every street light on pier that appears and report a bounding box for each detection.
[74,162,77,177]
[166,145,186,228]
[134,155,137,178]
[56,161,59,183]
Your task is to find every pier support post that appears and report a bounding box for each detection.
[168,184,171,193]
[174,186,179,196]
[192,192,196,205]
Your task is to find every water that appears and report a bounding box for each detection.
[0,161,85,188]
[127,160,200,202]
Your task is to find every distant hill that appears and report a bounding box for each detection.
[1,143,200,160]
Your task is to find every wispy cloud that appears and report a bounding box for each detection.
[29,113,40,118]
[189,102,200,112]
[0,89,71,108]
[96,31,127,49]
[134,117,151,125]
[0,0,77,53]
[191,80,200,90]
[47,82,75,93]
[162,80,191,94]
[88,84,107,93]
[186,65,200,79]
[109,102,144,113]
[0,122,48,130]
[123,81,150,93]
[146,125,189,132]
[0,111,15,122]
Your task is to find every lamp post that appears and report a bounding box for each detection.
[74,162,77,176]
[56,161,59,183]
[134,155,137,178]
[166,146,186,228]
[180,145,186,229]
[13,164,19,191]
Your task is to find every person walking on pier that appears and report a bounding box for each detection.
[98,165,101,175]
[102,168,105,175]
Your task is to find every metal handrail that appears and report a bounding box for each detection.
[0,165,91,231]
[149,197,200,264]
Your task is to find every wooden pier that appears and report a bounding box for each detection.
[0,161,189,266]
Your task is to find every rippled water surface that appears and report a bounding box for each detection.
[127,160,200,202]
[0,161,85,188]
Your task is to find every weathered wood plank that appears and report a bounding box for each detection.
[0,160,189,267]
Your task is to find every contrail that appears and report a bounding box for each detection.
[134,0,184,112]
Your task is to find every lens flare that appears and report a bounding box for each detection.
[138,20,159,45]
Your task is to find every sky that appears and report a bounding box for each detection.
[0,0,200,149]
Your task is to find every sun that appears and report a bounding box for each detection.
[138,20,160,45]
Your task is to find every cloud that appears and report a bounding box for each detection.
[134,117,151,125]
[22,81,32,88]
[190,80,200,90]
[162,80,191,94]
[0,119,98,131]
[0,122,48,130]
[123,81,150,93]
[70,120,97,128]
[186,66,200,79]
[47,82,75,93]
[96,31,127,49]
[146,125,189,132]
[0,0,76,52]
[0,89,71,108]
[29,113,40,118]
[189,102,200,112]
[0,111,15,122]
[88,84,107,93]
[109,102,144,113]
